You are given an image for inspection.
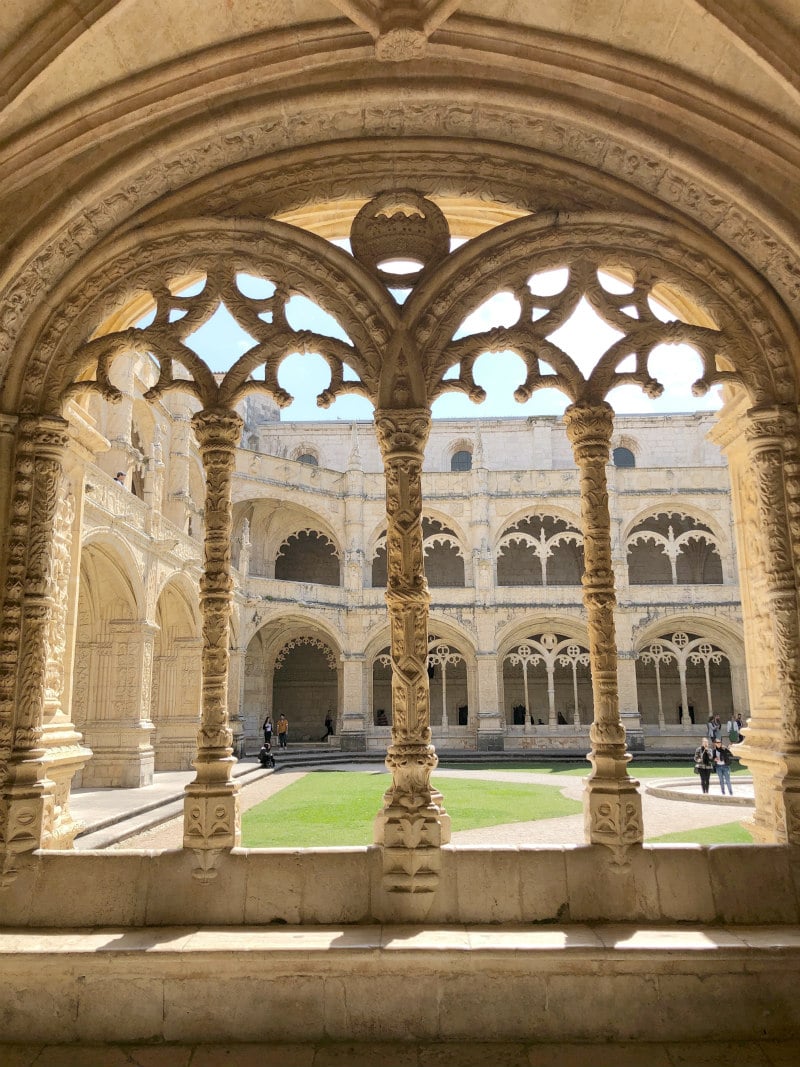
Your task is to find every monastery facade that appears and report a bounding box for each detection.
[71,383,743,789]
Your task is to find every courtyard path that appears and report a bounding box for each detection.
[108,764,749,850]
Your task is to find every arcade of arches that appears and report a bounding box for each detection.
[2,0,800,1052]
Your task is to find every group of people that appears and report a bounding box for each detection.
[693,723,740,796]
[706,713,743,743]
[262,714,289,749]
[258,712,334,768]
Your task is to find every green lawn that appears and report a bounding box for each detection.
[241,770,582,847]
[438,760,748,777]
[646,822,753,845]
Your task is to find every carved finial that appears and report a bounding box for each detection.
[348,423,363,470]
[473,425,485,468]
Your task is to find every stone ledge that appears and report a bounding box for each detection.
[1,924,799,1045]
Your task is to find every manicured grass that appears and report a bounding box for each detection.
[241,770,581,847]
[438,760,747,777]
[646,822,753,845]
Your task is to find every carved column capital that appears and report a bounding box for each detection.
[374,407,431,459]
[744,403,799,448]
[563,401,614,461]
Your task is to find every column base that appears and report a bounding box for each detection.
[78,723,155,787]
[0,751,55,883]
[477,732,505,752]
[40,722,92,847]
[583,776,644,865]
[339,732,367,752]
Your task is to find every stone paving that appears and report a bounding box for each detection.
[87,763,753,851]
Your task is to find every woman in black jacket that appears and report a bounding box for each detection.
[694,737,714,795]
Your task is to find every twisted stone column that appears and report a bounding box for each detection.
[373,409,450,897]
[0,416,69,882]
[744,405,800,844]
[183,409,243,877]
[563,402,643,860]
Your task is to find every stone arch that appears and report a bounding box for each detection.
[7,64,800,412]
[443,436,474,472]
[496,512,584,587]
[408,212,798,409]
[626,507,727,586]
[14,217,396,416]
[499,619,593,729]
[236,498,343,582]
[371,618,476,731]
[72,538,154,788]
[243,614,342,743]
[421,516,466,588]
[151,576,201,771]
[635,626,738,729]
[274,529,341,587]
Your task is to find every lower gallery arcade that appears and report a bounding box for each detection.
[2,85,800,1045]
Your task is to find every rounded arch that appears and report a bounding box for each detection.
[6,56,800,414]
[634,615,744,728]
[407,211,799,409]
[495,509,584,588]
[499,621,593,728]
[250,616,342,744]
[78,532,145,620]
[622,500,729,547]
[15,217,398,415]
[625,504,729,586]
[371,616,477,730]
[151,575,202,771]
[633,612,745,659]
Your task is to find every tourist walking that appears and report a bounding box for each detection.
[321,711,334,741]
[693,737,714,795]
[713,738,734,795]
[277,713,289,748]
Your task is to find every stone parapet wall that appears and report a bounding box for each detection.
[5,845,799,928]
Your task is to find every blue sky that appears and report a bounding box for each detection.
[176,265,722,423]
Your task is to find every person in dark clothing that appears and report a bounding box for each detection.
[694,737,714,795]
[262,716,273,745]
[321,712,334,741]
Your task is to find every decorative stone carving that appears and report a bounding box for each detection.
[564,402,643,861]
[0,416,69,880]
[275,636,337,672]
[373,408,450,898]
[743,405,800,844]
[351,191,450,286]
[183,408,243,873]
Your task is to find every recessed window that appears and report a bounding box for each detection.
[613,447,635,468]
[297,453,318,466]
[451,450,472,472]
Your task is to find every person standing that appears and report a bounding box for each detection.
[726,714,739,743]
[321,711,334,741]
[713,738,734,795]
[694,737,714,795]
[262,715,273,746]
[277,713,289,748]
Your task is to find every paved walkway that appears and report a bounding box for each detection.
[66,762,755,851]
